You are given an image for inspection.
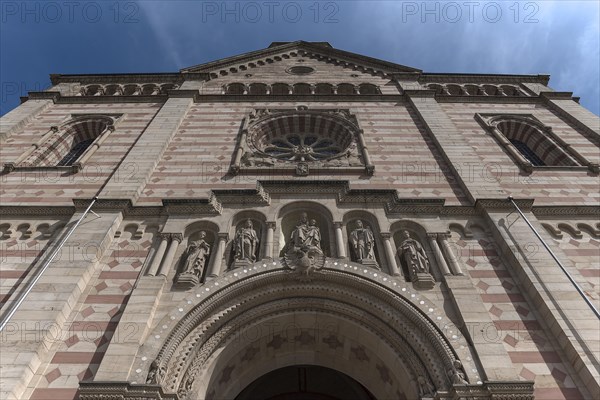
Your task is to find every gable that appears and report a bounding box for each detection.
[198,53,400,94]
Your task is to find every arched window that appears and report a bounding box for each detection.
[292,83,311,95]
[9,116,117,172]
[315,83,334,95]
[226,83,245,95]
[479,116,582,171]
[337,83,355,95]
[508,139,545,166]
[248,83,267,95]
[271,83,290,95]
[358,84,380,95]
[56,138,95,166]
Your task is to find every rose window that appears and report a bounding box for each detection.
[248,111,356,164]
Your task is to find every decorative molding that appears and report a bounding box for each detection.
[162,196,223,215]
[532,206,600,217]
[475,198,534,212]
[212,183,270,206]
[142,266,467,397]
[79,381,178,400]
[419,73,549,85]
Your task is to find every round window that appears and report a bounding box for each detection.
[264,133,342,162]
[287,66,315,75]
[248,112,355,164]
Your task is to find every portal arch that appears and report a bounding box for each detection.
[136,262,476,399]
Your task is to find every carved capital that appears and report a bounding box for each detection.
[171,233,183,243]
[380,232,392,240]
[159,232,171,241]
[426,233,439,240]
[266,221,276,229]
[218,232,229,241]
[333,221,344,229]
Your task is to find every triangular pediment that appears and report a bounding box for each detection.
[181,41,421,78]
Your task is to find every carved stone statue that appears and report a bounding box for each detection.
[417,375,435,396]
[284,212,325,278]
[349,220,377,268]
[290,212,322,253]
[234,219,259,265]
[146,360,165,384]
[399,230,430,274]
[447,360,468,385]
[398,230,434,289]
[175,231,211,289]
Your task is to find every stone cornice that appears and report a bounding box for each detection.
[162,196,223,215]
[50,73,203,85]
[0,201,597,218]
[419,73,550,85]
[79,381,178,400]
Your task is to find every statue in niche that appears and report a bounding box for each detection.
[233,219,259,266]
[350,220,377,263]
[290,212,323,253]
[175,231,211,289]
[397,230,434,289]
[284,212,325,278]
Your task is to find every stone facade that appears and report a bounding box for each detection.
[0,41,598,400]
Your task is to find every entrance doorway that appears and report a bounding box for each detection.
[234,365,377,400]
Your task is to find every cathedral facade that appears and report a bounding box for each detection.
[0,41,598,400]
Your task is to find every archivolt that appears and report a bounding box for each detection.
[144,266,467,397]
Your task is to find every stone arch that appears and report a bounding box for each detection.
[490,116,578,167]
[136,264,473,399]
[225,83,245,95]
[427,83,445,95]
[247,83,267,95]
[315,83,334,95]
[0,223,12,240]
[226,210,268,266]
[292,83,311,95]
[20,115,114,168]
[358,83,380,95]
[448,222,472,239]
[337,83,356,95]
[557,223,582,239]
[104,84,122,96]
[576,223,600,238]
[463,84,481,96]
[276,201,335,257]
[271,83,290,95]
[446,84,463,95]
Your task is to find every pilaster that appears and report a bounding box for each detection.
[483,206,599,398]
[0,210,123,400]
[99,97,193,202]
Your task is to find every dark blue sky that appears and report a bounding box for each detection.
[1,1,598,115]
